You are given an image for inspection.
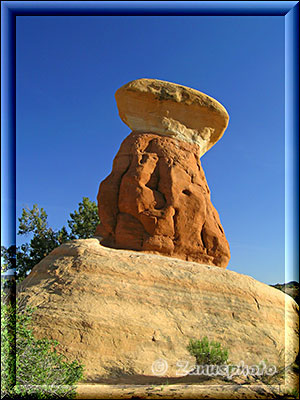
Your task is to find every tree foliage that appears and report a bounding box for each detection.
[1,283,84,399]
[1,199,94,398]
[67,197,99,240]
[1,197,100,282]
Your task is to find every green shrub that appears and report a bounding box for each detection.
[187,336,229,365]
[1,286,84,399]
[289,388,299,399]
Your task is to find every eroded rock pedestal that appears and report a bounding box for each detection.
[96,79,230,268]
[96,132,230,267]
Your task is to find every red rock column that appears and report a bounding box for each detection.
[95,79,230,268]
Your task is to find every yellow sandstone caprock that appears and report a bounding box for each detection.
[115,78,229,157]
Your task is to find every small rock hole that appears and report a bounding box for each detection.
[182,189,191,196]
[140,154,148,164]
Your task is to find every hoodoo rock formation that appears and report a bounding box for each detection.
[16,80,299,389]
[95,79,231,268]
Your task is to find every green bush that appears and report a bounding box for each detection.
[187,336,229,366]
[1,286,84,399]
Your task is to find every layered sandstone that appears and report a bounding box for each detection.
[96,79,231,268]
[115,78,229,157]
[17,239,299,382]
[96,132,230,268]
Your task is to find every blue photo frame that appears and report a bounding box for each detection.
[1,1,299,398]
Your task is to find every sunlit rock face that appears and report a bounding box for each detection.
[17,239,299,380]
[95,78,231,268]
[115,78,229,157]
[96,131,230,268]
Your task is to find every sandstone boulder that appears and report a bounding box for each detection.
[96,132,230,268]
[17,239,299,382]
[115,78,229,157]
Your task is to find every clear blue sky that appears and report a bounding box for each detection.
[13,15,288,285]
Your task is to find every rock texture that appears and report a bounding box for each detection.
[115,78,229,157]
[75,382,295,399]
[17,239,299,382]
[96,79,230,268]
[96,132,230,268]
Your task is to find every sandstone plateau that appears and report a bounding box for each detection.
[95,78,230,268]
[17,239,299,382]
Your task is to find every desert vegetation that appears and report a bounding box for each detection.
[1,279,84,399]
